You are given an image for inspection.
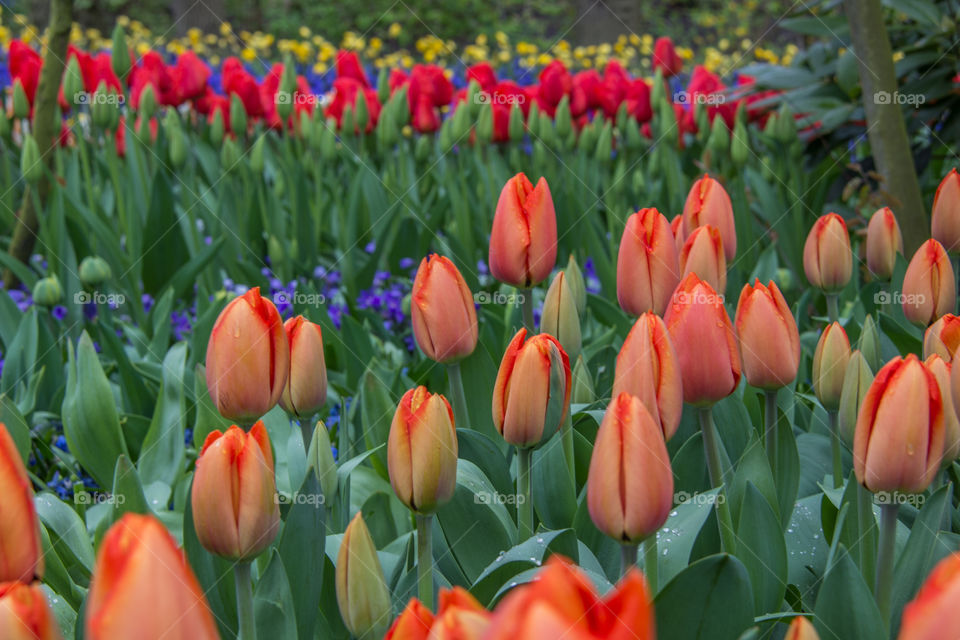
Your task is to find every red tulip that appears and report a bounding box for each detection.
[408,64,454,110]
[325,77,381,133]
[170,51,211,103]
[653,37,683,77]
[411,255,478,363]
[8,41,41,108]
[898,552,960,639]
[538,60,572,108]
[570,69,602,117]
[279,316,327,417]
[866,207,903,280]
[335,50,370,87]
[222,57,265,118]
[466,62,498,92]
[902,239,956,326]
[665,273,741,405]
[682,175,737,261]
[932,169,960,253]
[803,213,852,293]
[0,582,62,640]
[129,51,175,108]
[679,224,726,294]
[616,207,681,316]
[489,173,558,288]
[686,65,736,128]
[735,280,800,389]
[923,314,960,362]
[0,422,43,583]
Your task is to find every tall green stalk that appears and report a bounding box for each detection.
[234,561,256,640]
[698,407,737,554]
[416,514,434,609]
[516,447,534,542]
[520,289,535,332]
[643,536,659,593]
[764,390,778,474]
[875,503,899,624]
[620,543,638,578]
[829,410,843,489]
[446,362,470,429]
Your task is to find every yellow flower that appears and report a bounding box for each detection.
[299,26,311,38]
[893,50,905,62]
[219,21,232,36]
[388,22,402,38]
[241,47,257,62]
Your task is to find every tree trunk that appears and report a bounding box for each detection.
[844,0,928,254]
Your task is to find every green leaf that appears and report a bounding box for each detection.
[0,308,38,397]
[813,547,885,640]
[531,430,576,529]
[109,454,152,522]
[35,492,95,573]
[279,471,326,640]
[0,394,31,463]
[254,550,299,640]
[736,483,788,615]
[471,529,578,606]
[137,342,187,488]
[183,485,238,639]
[141,170,189,295]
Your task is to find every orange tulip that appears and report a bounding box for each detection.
[86,514,219,640]
[803,213,852,293]
[902,239,956,326]
[682,174,736,260]
[785,616,820,640]
[898,552,960,640]
[679,224,726,294]
[664,273,741,405]
[924,356,960,464]
[587,393,674,543]
[0,582,62,640]
[489,173,557,288]
[735,279,800,389]
[205,286,290,422]
[279,315,327,417]
[611,312,683,440]
[865,206,903,280]
[931,168,960,253]
[616,207,681,316]
[853,354,944,493]
[812,322,851,411]
[388,386,458,514]
[492,329,571,448]
[386,588,490,640]
[385,599,434,640]
[924,314,960,362]
[191,420,280,560]
[411,255,479,363]
[0,422,42,583]
[670,213,685,254]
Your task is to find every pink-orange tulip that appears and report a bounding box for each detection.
[411,255,479,363]
[670,213,685,253]
[612,312,683,440]
[803,213,852,293]
[385,588,490,640]
[191,420,280,560]
[388,386,458,514]
[853,355,944,493]
[902,239,956,326]
[931,168,960,253]
[492,329,571,448]
[489,173,557,288]
[679,224,726,294]
[587,393,674,543]
[923,314,960,362]
[664,273,741,405]
[924,356,960,463]
[86,514,219,640]
[205,286,290,422]
[0,422,42,583]
[735,280,800,389]
[0,582,62,640]
[279,315,327,416]
[616,208,681,316]
[386,598,434,640]
[898,552,960,640]
[865,207,903,280]
[785,617,820,640]
[682,175,736,260]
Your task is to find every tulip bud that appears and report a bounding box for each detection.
[229,93,247,136]
[838,350,873,447]
[682,175,737,261]
[78,256,112,288]
[387,386,458,514]
[205,287,290,423]
[734,279,800,390]
[411,255,479,363]
[670,213,685,253]
[0,582,62,640]
[679,224,727,294]
[785,616,820,640]
[20,134,41,184]
[932,169,960,253]
[616,207,681,316]
[508,102,524,141]
[707,117,729,154]
[493,329,571,448]
[320,117,337,159]
[64,57,84,108]
[336,513,392,640]
[803,213,852,293]
[279,316,327,417]
[898,552,960,640]
[902,239,956,326]
[730,117,749,167]
[664,273,741,405]
[925,355,960,464]
[812,322,851,411]
[564,254,587,315]
[924,314,960,362]
[489,173,558,288]
[865,207,903,280]
[12,80,29,120]
[307,420,338,502]
[110,24,132,82]
[87,514,219,639]
[612,312,683,440]
[0,423,43,583]
[775,104,798,143]
[191,421,280,560]
[31,276,62,307]
[475,103,493,144]
[555,95,572,139]
[0,109,9,138]
[595,121,613,162]
[540,271,582,360]
[571,355,595,404]
[355,91,370,134]
[859,314,882,373]
[249,134,265,173]
[277,57,297,121]
[854,354,944,493]
[221,136,240,170]
[587,393,674,543]
[209,110,225,146]
[138,84,157,121]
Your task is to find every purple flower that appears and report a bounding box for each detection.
[399,257,415,269]
[364,241,376,254]
[51,305,67,320]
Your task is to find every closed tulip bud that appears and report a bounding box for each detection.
[679,224,727,294]
[230,93,247,136]
[564,254,587,315]
[803,213,852,293]
[489,173,558,288]
[87,514,219,639]
[110,24,132,82]
[866,207,903,280]
[411,255,479,363]
[64,57,84,108]
[249,134,265,172]
[20,134,40,184]
[682,175,737,261]
[616,207,681,316]
[812,322,851,411]
[924,355,960,464]
[191,421,280,560]
[0,582,62,640]
[336,513,392,640]
[612,312,683,439]
[665,273,741,405]
[31,276,62,307]
[838,350,873,447]
[209,109,225,146]
[587,393,674,543]
[707,117,729,154]
[731,117,749,168]
[923,314,960,362]
[859,314,882,373]
[12,80,29,120]
[902,239,956,326]
[854,354,944,493]
[475,103,493,144]
[540,271,582,360]
[493,329,571,448]
[79,256,112,288]
[735,279,800,389]
[899,552,960,640]
[205,287,290,422]
[0,423,43,583]
[307,420,339,502]
[138,84,157,120]
[278,315,327,417]
[785,617,820,640]
[387,386,458,514]
[932,169,960,253]
[571,355,595,404]
[670,213,685,253]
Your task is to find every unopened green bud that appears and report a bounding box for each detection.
[79,256,112,287]
[540,271,582,360]
[32,276,62,307]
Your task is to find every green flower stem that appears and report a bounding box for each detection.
[561,411,575,487]
[234,561,256,640]
[521,288,535,332]
[829,410,843,489]
[876,503,899,624]
[698,407,737,554]
[416,514,434,609]
[857,484,877,588]
[620,543,638,578]
[764,389,778,475]
[516,447,534,542]
[643,536,658,593]
[826,294,839,324]
[446,362,470,429]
